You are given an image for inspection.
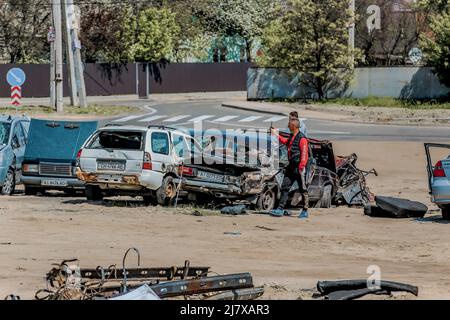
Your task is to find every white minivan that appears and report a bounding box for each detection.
[76,125,201,205]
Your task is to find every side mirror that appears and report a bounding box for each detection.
[12,136,20,149]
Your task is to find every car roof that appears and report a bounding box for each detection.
[99,124,191,136]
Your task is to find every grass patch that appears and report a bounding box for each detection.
[267,96,450,109]
[317,97,450,109]
[0,104,136,116]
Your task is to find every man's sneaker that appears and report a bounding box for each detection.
[270,208,287,217]
[298,209,309,219]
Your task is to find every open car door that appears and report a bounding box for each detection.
[424,143,450,194]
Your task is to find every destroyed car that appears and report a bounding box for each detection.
[425,143,450,220]
[177,130,339,211]
[21,119,98,195]
[76,125,202,205]
[0,115,30,195]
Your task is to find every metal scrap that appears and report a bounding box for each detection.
[36,248,263,301]
[335,153,377,206]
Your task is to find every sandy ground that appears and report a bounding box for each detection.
[0,141,449,300]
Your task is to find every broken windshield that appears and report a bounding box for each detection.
[0,122,11,146]
[88,131,143,150]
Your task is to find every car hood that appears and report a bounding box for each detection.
[24,119,98,161]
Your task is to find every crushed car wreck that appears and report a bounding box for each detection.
[176,130,375,211]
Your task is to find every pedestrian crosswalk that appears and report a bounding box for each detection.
[113,113,288,125]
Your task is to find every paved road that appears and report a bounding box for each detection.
[101,99,450,142]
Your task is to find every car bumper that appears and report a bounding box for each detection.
[21,175,85,188]
[76,168,163,191]
[176,178,241,194]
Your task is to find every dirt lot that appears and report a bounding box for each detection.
[0,141,449,300]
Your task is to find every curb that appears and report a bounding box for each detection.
[221,102,288,117]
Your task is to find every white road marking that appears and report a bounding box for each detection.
[263,116,287,123]
[189,115,215,122]
[138,115,167,122]
[112,105,157,123]
[163,115,191,122]
[212,115,240,122]
[239,116,263,123]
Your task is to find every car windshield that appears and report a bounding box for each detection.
[88,130,143,150]
[0,122,11,145]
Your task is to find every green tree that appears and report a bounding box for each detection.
[124,7,180,62]
[260,0,358,99]
[193,0,276,62]
[420,7,450,87]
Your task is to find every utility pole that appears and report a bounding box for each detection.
[52,0,64,112]
[349,0,356,67]
[48,26,56,108]
[63,0,78,106]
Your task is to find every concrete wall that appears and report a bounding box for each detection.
[247,67,450,100]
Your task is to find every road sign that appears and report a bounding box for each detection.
[6,68,26,87]
[11,86,22,107]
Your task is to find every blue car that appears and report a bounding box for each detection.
[0,115,30,195]
[21,119,98,195]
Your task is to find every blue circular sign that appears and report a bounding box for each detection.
[6,68,26,87]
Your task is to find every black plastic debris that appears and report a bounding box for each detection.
[317,279,419,300]
[371,196,428,218]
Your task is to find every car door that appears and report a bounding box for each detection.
[424,143,450,196]
[148,131,174,173]
[11,122,26,172]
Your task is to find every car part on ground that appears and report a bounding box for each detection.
[370,196,428,218]
[335,153,377,206]
[316,280,418,300]
[424,143,450,220]
[220,204,247,215]
[36,248,263,300]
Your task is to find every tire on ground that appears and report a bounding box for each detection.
[156,176,176,206]
[0,168,15,196]
[85,185,103,201]
[319,185,333,208]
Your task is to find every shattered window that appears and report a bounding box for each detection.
[0,122,11,145]
[88,131,143,150]
[152,132,169,155]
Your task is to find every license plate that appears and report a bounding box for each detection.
[197,171,224,183]
[42,179,68,187]
[97,161,126,171]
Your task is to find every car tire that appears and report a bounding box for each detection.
[1,169,15,196]
[319,185,333,209]
[256,187,277,212]
[85,185,103,201]
[442,205,450,220]
[24,185,40,196]
[156,176,176,206]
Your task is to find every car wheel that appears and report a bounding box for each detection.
[156,176,176,206]
[442,205,450,220]
[1,169,15,196]
[319,185,333,209]
[85,185,103,201]
[256,187,277,212]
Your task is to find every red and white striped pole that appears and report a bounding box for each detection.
[11,86,22,111]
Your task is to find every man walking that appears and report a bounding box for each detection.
[271,118,310,219]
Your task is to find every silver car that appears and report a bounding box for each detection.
[425,143,450,220]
